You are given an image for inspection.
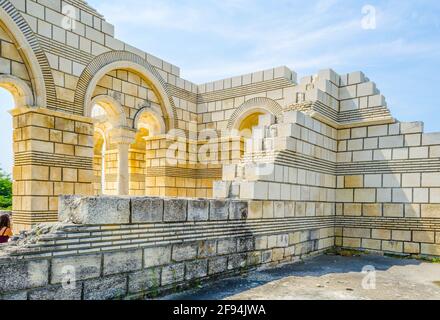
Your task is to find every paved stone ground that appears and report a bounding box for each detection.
[162,254,440,300]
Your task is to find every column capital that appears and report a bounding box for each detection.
[108,127,136,145]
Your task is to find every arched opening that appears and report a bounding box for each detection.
[238,111,265,139]
[91,103,114,195]
[130,109,165,195]
[0,88,14,212]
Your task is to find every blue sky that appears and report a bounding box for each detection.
[1,0,440,174]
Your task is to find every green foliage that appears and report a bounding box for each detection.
[0,169,12,210]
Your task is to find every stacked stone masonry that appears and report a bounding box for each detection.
[0,0,440,300]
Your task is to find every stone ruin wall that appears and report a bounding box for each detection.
[0,0,440,300]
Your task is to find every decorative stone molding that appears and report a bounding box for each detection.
[74,51,178,130]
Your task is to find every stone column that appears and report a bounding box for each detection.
[10,107,94,233]
[108,128,136,196]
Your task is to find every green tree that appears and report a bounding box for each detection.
[0,169,12,210]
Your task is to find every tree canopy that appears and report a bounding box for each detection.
[0,169,12,210]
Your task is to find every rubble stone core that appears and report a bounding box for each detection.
[0,0,440,300]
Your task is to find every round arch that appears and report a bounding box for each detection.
[133,106,166,136]
[90,94,127,128]
[0,74,34,108]
[227,97,284,131]
[0,2,56,108]
[76,51,177,131]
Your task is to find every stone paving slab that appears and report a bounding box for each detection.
[162,254,440,300]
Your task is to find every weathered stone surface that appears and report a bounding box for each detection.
[198,240,217,258]
[144,246,172,267]
[0,291,27,300]
[58,195,130,224]
[237,237,254,252]
[185,260,208,280]
[172,243,198,262]
[83,275,127,300]
[29,284,82,300]
[131,197,163,223]
[229,201,248,220]
[209,200,230,220]
[0,259,49,292]
[228,253,247,270]
[217,238,237,255]
[161,263,185,285]
[163,199,187,222]
[208,257,228,275]
[188,199,209,221]
[51,254,101,284]
[128,268,161,294]
[103,250,142,275]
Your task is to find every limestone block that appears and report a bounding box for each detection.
[404,243,420,254]
[372,229,391,240]
[172,243,198,262]
[161,263,185,285]
[364,175,381,188]
[392,230,411,241]
[421,204,440,218]
[0,259,49,293]
[103,250,142,276]
[383,204,404,217]
[163,199,187,222]
[343,238,361,248]
[283,111,304,125]
[222,164,236,181]
[354,189,376,203]
[357,82,377,97]
[217,238,237,255]
[259,114,275,126]
[421,244,440,256]
[188,199,209,221]
[131,197,163,223]
[383,174,401,188]
[198,240,217,258]
[51,254,101,284]
[229,201,248,220]
[361,239,381,251]
[208,257,228,275]
[368,94,386,107]
[28,284,82,300]
[405,204,421,218]
[401,122,424,134]
[422,173,440,187]
[368,125,388,137]
[83,275,127,300]
[409,147,428,159]
[402,173,421,187]
[239,181,268,200]
[379,136,404,148]
[248,201,263,219]
[363,204,382,217]
[347,71,366,85]
[345,175,363,188]
[58,195,130,225]
[144,246,172,268]
[422,133,440,146]
[413,231,435,243]
[228,253,247,270]
[339,85,357,100]
[392,189,412,203]
[0,291,27,300]
[237,237,255,252]
[340,98,359,111]
[382,241,403,253]
[185,260,208,281]
[128,268,161,294]
[213,181,231,199]
[209,200,230,220]
[343,228,370,238]
[413,189,429,203]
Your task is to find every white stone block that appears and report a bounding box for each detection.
[368,94,386,107]
[409,147,428,159]
[365,174,382,188]
[357,82,377,97]
[347,71,366,85]
[401,122,424,134]
[383,174,401,188]
[414,188,429,203]
[392,188,412,203]
[379,136,404,148]
[422,133,440,146]
[377,188,392,202]
[259,114,275,126]
[422,173,440,187]
[340,98,359,111]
